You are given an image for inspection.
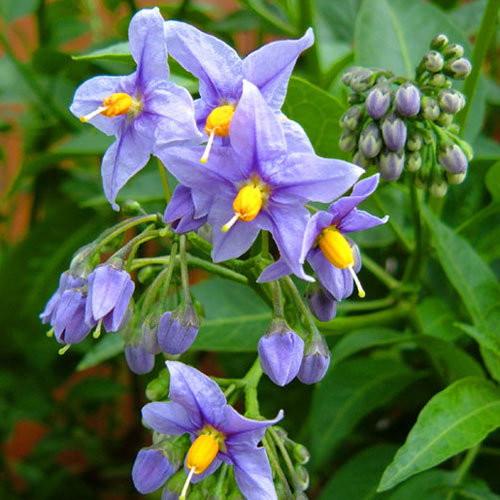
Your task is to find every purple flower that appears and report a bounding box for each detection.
[306,285,337,322]
[70,8,200,210]
[157,306,200,355]
[125,344,155,375]
[132,447,178,494]
[258,319,305,386]
[158,81,363,281]
[260,175,387,300]
[163,184,208,234]
[297,335,331,384]
[142,361,283,500]
[85,264,135,332]
[53,289,94,344]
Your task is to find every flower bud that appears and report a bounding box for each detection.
[132,448,178,494]
[122,199,144,216]
[421,96,440,121]
[295,464,310,491]
[430,34,449,51]
[406,151,422,172]
[447,171,467,185]
[142,311,162,355]
[422,50,444,72]
[339,130,358,153]
[444,57,472,79]
[341,66,362,86]
[352,150,371,169]
[443,43,464,59]
[306,284,337,322]
[359,122,383,158]
[54,289,93,344]
[350,68,376,92]
[379,149,405,181]
[258,319,305,386]
[137,265,155,284]
[438,143,468,174]
[395,82,421,117]
[365,86,391,119]
[292,444,311,465]
[430,180,448,198]
[381,112,407,151]
[297,335,331,384]
[436,112,453,127]
[348,93,364,104]
[157,305,200,355]
[340,105,364,131]
[125,343,155,374]
[429,73,448,87]
[438,89,465,114]
[414,174,427,189]
[407,131,423,151]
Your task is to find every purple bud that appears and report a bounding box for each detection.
[438,89,465,114]
[379,149,405,181]
[395,83,421,117]
[438,144,468,174]
[258,319,305,386]
[444,57,472,79]
[157,305,199,355]
[53,289,93,344]
[421,96,440,121]
[132,448,177,494]
[125,344,155,374]
[297,336,331,385]
[422,51,444,72]
[365,86,391,119]
[85,265,135,332]
[381,112,407,151]
[306,285,337,322]
[358,122,382,158]
[142,311,162,355]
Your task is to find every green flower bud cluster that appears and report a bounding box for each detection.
[339,34,473,195]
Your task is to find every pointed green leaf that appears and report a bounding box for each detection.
[379,377,500,491]
[72,42,134,64]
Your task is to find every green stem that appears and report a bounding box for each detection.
[456,0,500,133]
[337,296,395,313]
[318,302,411,335]
[157,159,172,202]
[261,231,270,258]
[179,235,191,302]
[445,445,480,500]
[263,435,294,499]
[269,427,299,493]
[403,178,424,283]
[214,462,228,498]
[271,281,285,318]
[282,276,316,333]
[361,254,400,290]
[243,357,263,419]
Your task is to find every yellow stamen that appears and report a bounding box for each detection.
[201,105,235,163]
[92,319,103,339]
[222,185,263,232]
[58,344,71,355]
[318,228,365,298]
[186,434,219,474]
[80,92,135,123]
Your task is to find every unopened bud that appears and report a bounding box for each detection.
[444,57,472,79]
[438,143,468,174]
[429,73,448,87]
[341,66,362,86]
[430,34,449,51]
[306,284,337,322]
[395,82,421,117]
[359,122,383,158]
[132,448,177,494]
[443,43,464,59]
[348,93,364,104]
[157,304,199,355]
[436,112,453,127]
[352,150,371,169]
[293,444,311,465]
[339,130,358,153]
[125,343,155,374]
[406,151,422,172]
[340,105,364,131]
[407,131,423,151]
[365,86,391,119]
[430,181,448,198]
[295,465,310,491]
[297,335,331,384]
[122,200,144,216]
[381,111,407,151]
[142,311,162,355]
[438,89,465,114]
[459,140,474,161]
[422,50,444,72]
[350,68,376,92]
[137,265,155,284]
[146,373,170,401]
[447,171,467,185]
[414,174,427,189]
[379,149,405,181]
[421,96,440,121]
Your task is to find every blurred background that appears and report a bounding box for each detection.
[1,0,499,499]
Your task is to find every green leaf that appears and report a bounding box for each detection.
[417,297,462,341]
[355,0,469,77]
[76,334,125,371]
[331,327,410,364]
[319,444,398,500]
[479,346,500,384]
[458,477,500,500]
[485,161,500,201]
[192,278,271,351]
[387,470,454,500]
[54,129,114,155]
[378,377,500,491]
[310,358,423,469]
[282,76,347,159]
[456,323,500,357]
[72,42,134,64]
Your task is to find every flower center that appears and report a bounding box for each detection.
[200,105,235,164]
[80,92,140,123]
[318,228,365,298]
[222,184,265,232]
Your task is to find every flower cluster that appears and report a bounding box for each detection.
[339,34,473,196]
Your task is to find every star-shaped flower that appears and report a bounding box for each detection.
[142,361,283,500]
[70,8,200,210]
[158,80,363,281]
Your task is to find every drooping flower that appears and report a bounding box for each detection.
[163,184,208,234]
[70,8,200,210]
[142,361,282,500]
[306,283,337,322]
[298,335,331,384]
[158,80,363,281]
[260,175,387,300]
[125,343,155,375]
[132,447,179,494]
[163,20,314,162]
[85,264,135,331]
[157,305,200,355]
